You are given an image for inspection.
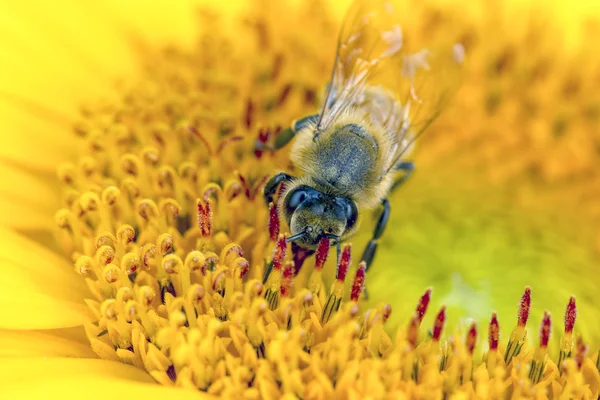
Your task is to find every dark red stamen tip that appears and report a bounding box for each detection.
[272,234,287,271]
[382,304,392,323]
[336,244,352,282]
[189,126,213,154]
[250,175,269,200]
[539,311,552,348]
[276,83,292,107]
[350,261,366,301]
[466,322,477,355]
[237,173,252,199]
[268,202,280,242]
[280,262,294,297]
[432,306,446,341]
[314,237,330,271]
[489,312,500,351]
[197,200,212,236]
[517,286,531,327]
[564,295,577,334]
[415,288,432,324]
[238,259,249,279]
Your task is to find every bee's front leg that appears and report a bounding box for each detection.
[264,172,294,205]
[360,198,390,273]
[255,114,319,152]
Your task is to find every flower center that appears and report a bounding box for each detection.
[52,1,600,398]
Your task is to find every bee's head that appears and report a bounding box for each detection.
[282,185,358,249]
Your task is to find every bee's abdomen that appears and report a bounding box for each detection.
[314,124,379,194]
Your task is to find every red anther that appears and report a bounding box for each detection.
[245,98,255,129]
[225,244,244,259]
[382,304,392,323]
[216,136,243,155]
[432,306,446,341]
[415,288,432,324]
[539,311,552,348]
[188,126,213,154]
[314,237,330,271]
[250,175,269,200]
[407,313,419,348]
[517,286,531,327]
[268,202,280,242]
[254,127,269,158]
[466,322,477,355]
[336,244,352,282]
[203,186,218,203]
[574,336,587,369]
[276,84,292,107]
[489,312,500,351]
[212,270,226,291]
[238,259,250,279]
[271,53,284,80]
[272,234,287,271]
[350,261,366,301]
[564,296,577,334]
[197,200,212,236]
[280,262,294,297]
[237,173,252,199]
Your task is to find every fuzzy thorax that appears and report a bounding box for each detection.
[289,108,397,210]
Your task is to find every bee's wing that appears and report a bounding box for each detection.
[315,0,464,172]
[316,0,402,134]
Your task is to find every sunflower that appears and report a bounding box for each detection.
[2,0,600,398]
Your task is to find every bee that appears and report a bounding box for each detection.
[261,0,464,271]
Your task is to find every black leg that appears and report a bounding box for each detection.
[264,172,294,205]
[255,114,319,151]
[391,161,415,192]
[360,198,390,272]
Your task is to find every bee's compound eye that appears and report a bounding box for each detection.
[344,199,358,229]
[287,188,308,210]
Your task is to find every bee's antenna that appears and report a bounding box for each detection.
[286,232,307,243]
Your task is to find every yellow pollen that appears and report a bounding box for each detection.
[49,0,600,398]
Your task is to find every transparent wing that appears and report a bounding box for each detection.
[315,0,465,171]
[316,0,402,134]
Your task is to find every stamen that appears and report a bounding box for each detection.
[504,286,531,365]
[559,295,577,370]
[350,261,366,301]
[529,311,551,384]
[268,202,280,241]
[336,244,352,282]
[415,287,432,324]
[432,306,446,341]
[466,322,477,355]
[314,237,330,271]
[197,199,212,237]
[488,313,500,352]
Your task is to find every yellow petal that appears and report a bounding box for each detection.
[0,161,59,229]
[0,358,214,399]
[0,326,95,358]
[0,227,91,329]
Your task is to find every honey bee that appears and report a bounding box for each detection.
[262,0,464,271]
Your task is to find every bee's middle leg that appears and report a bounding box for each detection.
[359,162,414,270]
[360,198,390,273]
